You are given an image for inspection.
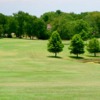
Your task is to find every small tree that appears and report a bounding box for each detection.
[47,31,64,57]
[87,38,100,57]
[69,34,84,58]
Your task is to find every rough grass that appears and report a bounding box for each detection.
[0,38,100,100]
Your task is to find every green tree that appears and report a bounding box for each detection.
[13,11,29,38]
[47,31,64,57]
[7,16,18,38]
[74,19,90,38]
[87,38,100,57]
[84,12,100,38]
[0,25,4,37]
[41,12,56,23]
[24,15,37,39]
[0,13,7,36]
[69,34,85,58]
[56,10,62,15]
[52,17,73,40]
[35,18,48,39]
[80,29,89,40]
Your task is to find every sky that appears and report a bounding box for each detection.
[0,0,100,17]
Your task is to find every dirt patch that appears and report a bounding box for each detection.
[81,59,100,64]
[69,56,100,64]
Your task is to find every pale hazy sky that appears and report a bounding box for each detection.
[0,0,100,17]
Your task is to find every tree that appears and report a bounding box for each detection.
[13,11,29,38]
[0,25,4,37]
[69,34,85,58]
[52,17,73,40]
[41,12,56,23]
[84,12,100,38]
[87,38,100,57]
[47,31,64,57]
[7,16,18,38]
[35,18,48,39]
[80,29,89,40]
[74,19,90,39]
[0,13,7,36]
[24,15,37,39]
[56,10,62,15]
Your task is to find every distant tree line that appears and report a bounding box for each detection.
[0,11,48,39]
[0,10,100,39]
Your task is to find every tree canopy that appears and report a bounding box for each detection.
[69,34,85,58]
[87,38,100,57]
[47,31,64,57]
[0,11,100,39]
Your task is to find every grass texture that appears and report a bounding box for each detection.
[0,38,100,100]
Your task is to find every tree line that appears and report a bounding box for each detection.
[0,11,47,39]
[0,10,100,39]
[48,31,100,58]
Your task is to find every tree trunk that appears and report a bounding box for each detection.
[55,52,57,57]
[77,54,78,58]
[94,53,96,57]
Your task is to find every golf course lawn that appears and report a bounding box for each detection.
[0,38,100,100]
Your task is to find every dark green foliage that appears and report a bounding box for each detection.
[73,19,90,39]
[48,31,64,57]
[69,34,85,57]
[35,19,48,39]
[94,15,100,38]
[80,29,89,40]
[42,14,49,22]
[24,15,37,39]
[51,17,73,40]
[13,11,29,38]
[41,12,56,23]
[0,25,4,37]
[56,10,62,15]
[0,13,7,36]
[7,16,18,38]
[0,11,100,39]
[84,12,100,38]
[87,38,100,57]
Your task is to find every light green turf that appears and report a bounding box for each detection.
[0,38,100,100]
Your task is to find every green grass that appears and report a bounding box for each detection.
[0,38,100,100]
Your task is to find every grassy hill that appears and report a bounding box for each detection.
[0,38,100,100]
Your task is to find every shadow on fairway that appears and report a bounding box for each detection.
[69,55,100,64]
[86,55,100,58]
[47,56,62,59]
[69,56,84,59]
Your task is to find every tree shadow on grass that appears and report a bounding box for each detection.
[86,55,100,58]
[69,55,100,64]
[47,56,62,59]
[69,56,84,60]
